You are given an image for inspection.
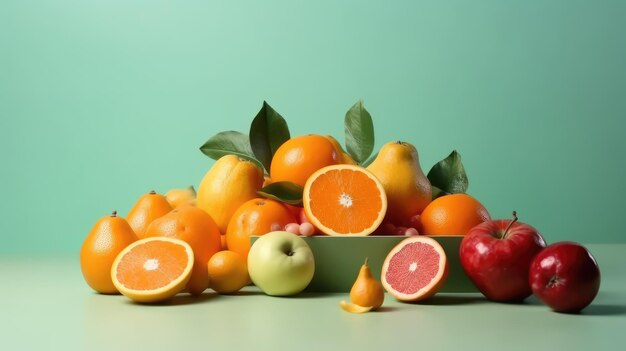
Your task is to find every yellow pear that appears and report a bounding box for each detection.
[349,258,385,310]
[366,141,432,226]
[196,155,264,233]
[166,186,197,208]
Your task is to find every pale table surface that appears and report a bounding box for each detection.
[2,244,625,351]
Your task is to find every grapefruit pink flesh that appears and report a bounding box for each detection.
[381,237,448,301]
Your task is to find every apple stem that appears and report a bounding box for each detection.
[111,210,117,217]
[502,211,518,239]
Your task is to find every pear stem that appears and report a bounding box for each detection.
[364,257,369,267]
[502,211,518,239]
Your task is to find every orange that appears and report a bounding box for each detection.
[197,155,264,233]
[226,198,296,259]
[111,237,194,303]
[420,193,491,236]
[126,190,173,238]
[270,135,341,187]
[207,250,249,294]
[303,165,387,236]
[80,211,138,294]
[381,236,448,302]
[144,205,221,295]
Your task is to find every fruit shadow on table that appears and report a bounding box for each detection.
[414,293,487,306]
[119,291,220,307]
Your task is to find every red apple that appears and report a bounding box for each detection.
[529,242,600,313]
[460,211,546,302]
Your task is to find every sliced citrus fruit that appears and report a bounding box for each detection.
[381,236,448,302]
[303,165,387,236]
[339,300,374,314]
[111,237,194,303]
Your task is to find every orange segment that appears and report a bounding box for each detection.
[303,165,387,236]
[143,205,222,296]
[111,237,194,303]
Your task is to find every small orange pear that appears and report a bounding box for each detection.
[80,211,137,293]
[349,258,385,310]
[126,190,172,238]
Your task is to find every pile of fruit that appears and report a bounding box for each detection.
[80,101,600,314]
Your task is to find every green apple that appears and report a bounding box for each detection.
[247,231,315,296]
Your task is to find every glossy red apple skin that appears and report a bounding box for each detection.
[460,218,546,302]
[529,242,600,313]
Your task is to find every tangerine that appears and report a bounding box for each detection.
[420,193,490,236]
[226,198,296,259]
[270,135,341,187]
[207,250,249,294]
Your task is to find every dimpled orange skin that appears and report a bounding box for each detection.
[270,135,341,188]
[144,205,222,295]
[226,198,297,260]
[126,191,173,238]
[80,212,138,294]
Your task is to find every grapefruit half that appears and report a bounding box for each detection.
[381,236,448,301]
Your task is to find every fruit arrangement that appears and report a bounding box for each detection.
[80,100,600,314]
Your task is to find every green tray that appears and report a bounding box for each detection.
[250,235,478,293]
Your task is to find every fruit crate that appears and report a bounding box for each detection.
[251,235,478,293]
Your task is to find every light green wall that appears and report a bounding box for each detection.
[2,0,625,253]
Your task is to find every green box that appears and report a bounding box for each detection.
[251,235,478,293]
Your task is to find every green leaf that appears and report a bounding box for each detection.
[361,152,378,167]
[427,150,469,197]
[344,100,375,164]
[249,101,291,173]
[199,131,263,169]
[258,181,303,206]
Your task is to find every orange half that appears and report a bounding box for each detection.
[303,165,387,236]
[111,237,194,303]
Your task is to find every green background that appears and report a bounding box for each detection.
[2,0,625,253]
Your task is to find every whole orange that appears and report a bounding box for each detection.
[420,194,491,236]
[270,135,341,187]
[144,205,221,295]
[226,198,297,259]
[207,250,249,294]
